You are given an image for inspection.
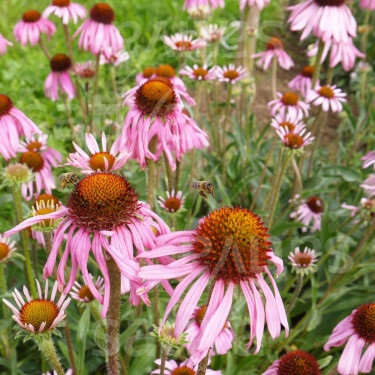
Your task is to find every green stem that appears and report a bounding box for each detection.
[312,39,325,88]
[31,241,39,281]
[291,155,303,196]
[164,153,174,194]
[110,65,121,128]
[147,137,158,209]
[154,286,161,359]
[38,38,51,60]
[12,186,36,299]
[37,337,65,375]
[222,84,233,187]
[361,10,371,53]
[89,54,101,133]
[326,66,334,86]
[271,55,278,100]
[286,274,303,314]
[0,264,8,319]
[64,321,77,375]
[159,345,170,375]
[174,160,181,192]
[62,94,78,144]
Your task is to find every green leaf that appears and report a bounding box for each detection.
[323,166,362,182]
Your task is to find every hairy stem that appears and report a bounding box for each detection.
[312,39,324,88]
[89,54,101,133]
[222,84,233,187]
[147,137,158,209]
[286,274,303,314]
[37,337,65,375]
[271,55,278,100]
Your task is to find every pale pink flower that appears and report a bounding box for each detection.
[64,132,129,174]
[287,0,357,43]
[70,276,104,302]
[179,64,217,80]
[3,280,70,334]
[45,54,75,101]
[201,24,226,42]
[0,33,13,55]
[216,64,248,84]
[100,48,130,66]
[0,94,42,160]
[158,190,185,213]
[163,33,207,51]
[152,358,222,375]
[43,0,87,25]
[361,174,375,196]
[74,3,124,59]
[136,67,157,85]
[183,0,224,12]
[4,172,170,317]
[138,207,288,365]
[288,247,318,276]
[74,61,95,79]
[0,234,17,263]
[307,85,347,113]
[14,10,56,46]
[114,78,208,171]
[360,0,375,10]
[268,92,309,120]
[252,37,294,70]
[271,112,305,132]
[290,196,323,232]
[361,151,375,169]
[276,124,314,149]
[342,198,375,221]
[288,66,316,98]
[324,303,375,375]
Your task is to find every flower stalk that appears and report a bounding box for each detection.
[0,264,8,319]
[89,53,101,133]
[286,273,303,314]
[110,65,121,128]
[37,336,65,375]
[271,55,278,100]
[222,84,233,186]
[312,39,324,88]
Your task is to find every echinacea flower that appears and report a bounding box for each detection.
[43,0,87,25]
[216,64,248,84]
[183,0,224,12]
[13,10,56,46]
[74,61,95,79]
[360,0,375,9]
[179,64,217,80]
[45,54,75,101]
[288,66,316,98]
[307,85,347,113]
[362,151,375,169]
[0,94,42,160]
[324,303,375,375]
[252,37,294,71]
[290,196,324,232]
[152,358,222,375]
[200,24,226,42]
[342,198,375,222]
[3,279,70,334]
[268,92,310,120]
[0,234,17,263]
[287,0,357,43]
[361,174,375,196]
[276,124,314,149]
[114,77,208,171]
[270,113,305,132]
[163,33,207,52]
[74,3,124,59]
[99,48,129,66]
[3,164,33,188]
[138,207,288,364]
[288,247,318,275]
[70,276,104,303]
[65,132,129,174]
[136,67,157,85]
[262,350,321,375]
[158,190,185,213]
[0,33,13,55]
[4,172,170,317]
[240,0,270,10]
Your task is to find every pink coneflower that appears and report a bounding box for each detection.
[70,276,104,302]
[268,92,309,120]
[158,190,185,213]
[163,33,207,52]
[152,358,222,375]
[74,3,124,59]
[288,247,318,276]
[43,0,87,25]
[324,303,375,375]
[287,0,357,43]
[2,280,70,334]
[0,234,17,263]
[65,132,129,174]
[360,0,375,9]
[74,61,95,79]
[342,198,375,221]
[4,172,170,317]
[185,305,235,358]
[288,66,316,98]
[262,350,321,375]
[216,64,248,84]
[271,113,305,132]
[276,124,314,149]
[0,33,13,55]
[100,48,129,66]
[252,37,294,71]
[45,54,75,101]
[180,64,217,80]
[136,67,157,85]
[307,85,347,113]
[14,10,56,46]
[138,207,288,364]
[361,151,375,169]
[114,78,208,171]
[361,175,375,196]
[201,24,226,42]
[240,0,270,10]
[290,196,323,232]
[0,94,42,160]
[183,0,224,12]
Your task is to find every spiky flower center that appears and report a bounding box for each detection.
[51,54,71,72]
[78,67,95,79]
[266,37,283,50]
[26,141,42,152]
[282,93,299,106]
[171,367,195,375]
[142,67,156,78]
[280,121,295,132]
[89,152,116,171]
[307,197,323,213]
[53,0,70,6]
[135,78,177,116]
[285,134,303,148]
[78,285,95,301]
[68,173,140,231]
[5,164,31,182]
[293,253,313,268]
[20,152,44,172]
[223,70,240,81]
[23,10,41,23]
[175,41,193,50]
[0,94,13,116]
[314,0,345,6]
[90,3,114,24]
[301,66,314,78]
[318,86,334,99]
[278,350,321,375]
[164,197,182,212]
[20,299,59,332]
[0,243,10,261]
[193,68,209,78]
[34,194,59,208]
[193,207,272,283]
[352,303,375,343]
[156,65,176,78]
[34,207,56,228]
